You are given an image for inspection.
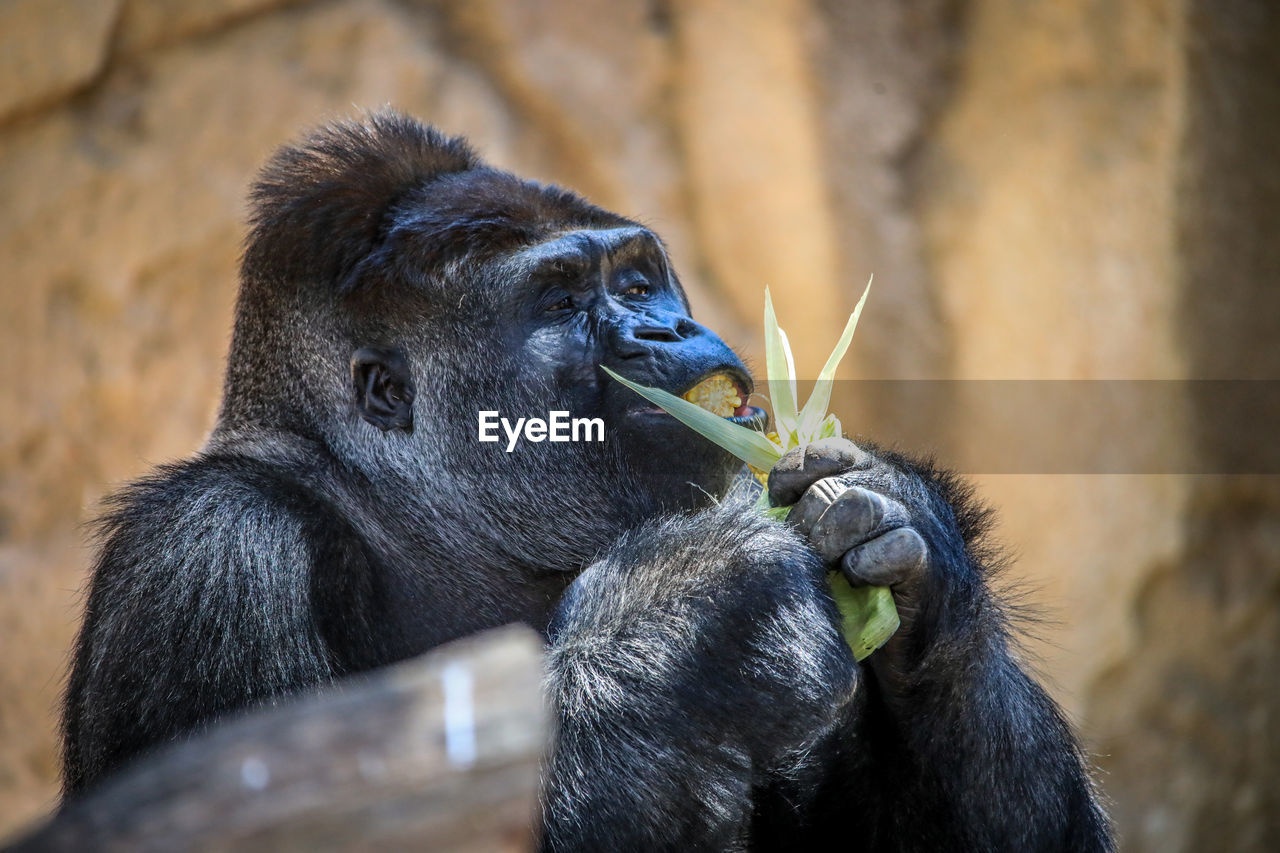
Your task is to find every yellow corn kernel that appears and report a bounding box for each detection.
[681,374,742,418]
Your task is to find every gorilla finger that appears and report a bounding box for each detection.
[840,527,929,589]
[790,476,850,535]
[809,487,887,564]
[768,438,871,506]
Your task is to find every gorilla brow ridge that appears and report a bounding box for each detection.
[388,170,636,273]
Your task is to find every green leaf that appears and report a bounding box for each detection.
[828,574,899,661]
[763,287,799,444]
[817,412,842,439]
[798,277,871,437]
[602,366,783,472]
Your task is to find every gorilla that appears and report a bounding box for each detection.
[60,111,1112,851]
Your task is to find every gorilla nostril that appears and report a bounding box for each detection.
[633,325,682,344]
[675,319,698,337]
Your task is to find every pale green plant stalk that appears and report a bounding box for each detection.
[604,280,899,661]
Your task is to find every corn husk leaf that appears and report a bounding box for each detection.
[797,277,871,438]
[601,366,782,473]
[763,287,800,446]
[761,505,791,521]
[830,576,900,660]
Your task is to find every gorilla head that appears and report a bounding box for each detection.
[218,111,763,609]
[60,112,778,794]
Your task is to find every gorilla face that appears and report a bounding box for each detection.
[504,225,766,507]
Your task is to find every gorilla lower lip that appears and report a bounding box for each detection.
[728,407,767,425]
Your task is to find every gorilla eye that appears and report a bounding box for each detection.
[623,283,650,296]
[547,296,573,313]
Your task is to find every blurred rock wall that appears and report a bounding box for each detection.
[1,0,1276,848]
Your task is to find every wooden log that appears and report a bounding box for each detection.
[8,625,549,853]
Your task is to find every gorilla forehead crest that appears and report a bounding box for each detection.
[243,110,631,292]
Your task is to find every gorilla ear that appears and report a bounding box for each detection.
[351,347,415,432]
[244,110,479,291]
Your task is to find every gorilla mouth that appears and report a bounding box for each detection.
[681,372,767,429]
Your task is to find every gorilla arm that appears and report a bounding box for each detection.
[540,500,858,853]
[765,439,1114,852]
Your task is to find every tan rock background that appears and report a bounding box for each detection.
[1,0,1277,848]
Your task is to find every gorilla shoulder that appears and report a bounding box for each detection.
[62,452,348,791]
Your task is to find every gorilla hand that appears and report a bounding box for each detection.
[767,438,963,697]
[760,440,1113,850]
[542,504,858,850]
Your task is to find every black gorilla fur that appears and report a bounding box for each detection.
[61,112,1112,851]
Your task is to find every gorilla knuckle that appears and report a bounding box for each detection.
[841,526,930,588]
[813,487,883,537]
[789,475,851,534]
[805,437,871,470]
[767,438,871,507]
